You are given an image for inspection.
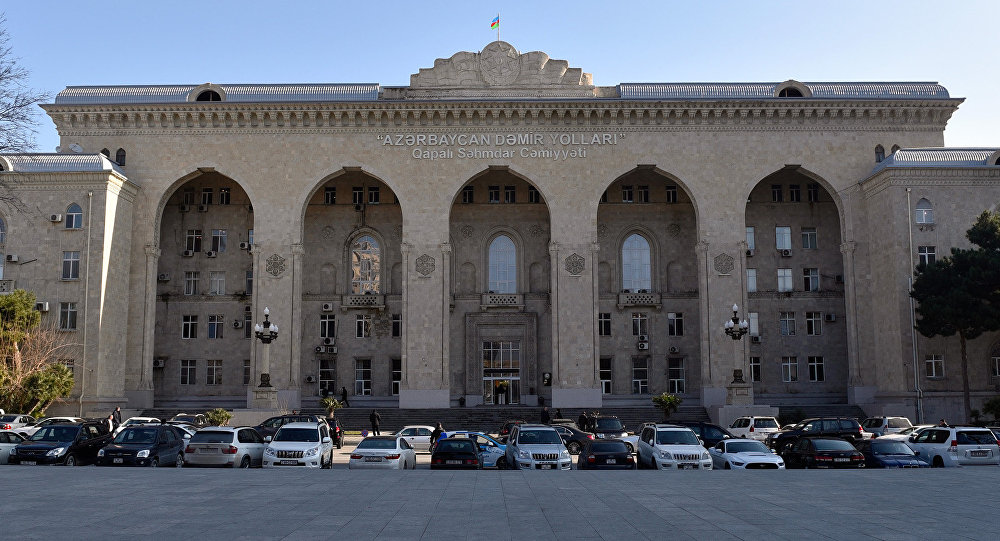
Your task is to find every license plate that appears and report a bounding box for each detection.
[834,457,850,462]
[280,459,298,465]
[680,463,696,470]
[540,464,553,469]
[364,456,382,462]
[22,461,36,466]
[113,458,123,464]
[970,450,989,457]
[607,458,616,464]
[446,460,461,464]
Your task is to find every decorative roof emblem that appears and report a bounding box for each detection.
[480,41,521,86]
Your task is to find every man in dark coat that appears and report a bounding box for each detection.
[540,407,550,425]
[340,386,350,407]
[369,409,381,436]
[578,411,588,431]
[430,422,444,452]
[112,406,122,427]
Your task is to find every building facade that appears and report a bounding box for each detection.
[4,42,999,420]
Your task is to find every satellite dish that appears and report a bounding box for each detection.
[68,143,83,153]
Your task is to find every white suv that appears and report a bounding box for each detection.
[263,422,334,468]
[637,424,712,470]
[905,426,999,467]
[728,416,780,441]
[861,416,912,437]
[504,424,572,470]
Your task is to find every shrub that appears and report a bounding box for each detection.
[205,408,233,426]
[320,397,344,415]
[652,393,682,420]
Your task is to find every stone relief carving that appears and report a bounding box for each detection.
[265,254,286,277]
[415,254,435,276]
[597,223,608,238]
[480,41,521,86]
[321,226,336,240]
[374,314,391,338]
[713,253,735,275]
[460,224,474,238]
[565,253,585,276]
[667,223,681,238]
[393,224,403,240]
[529,224,545,238]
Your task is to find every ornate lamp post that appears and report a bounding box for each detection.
[723,303,752,405]
[253,307,279,388]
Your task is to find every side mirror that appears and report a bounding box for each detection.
[322,437,332,444]
[722,435,730,439]
[264,436,272,442]
[183,433,191,439]
[913,451,920,456]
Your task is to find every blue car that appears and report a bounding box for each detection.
[442,431,507,469]
[856,439,928,468]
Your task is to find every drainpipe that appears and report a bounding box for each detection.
[906,188,923,423]
[78,191,94,416]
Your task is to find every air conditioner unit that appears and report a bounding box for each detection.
[637,342,649,350]
[746,249,755,257]
[750,335,761,344]
[239,242,250,250]
[321,303,334,312]
[326,346,338,354]
[305,375,315,383]
[637,289,650,294]
[638,334,649,342]
[197,204,209,212]
[49,214,63,223]
[233,320,243,329]
[323,337,334,346]
[205,250,217,258]
[179,204,190,212]
[780,249,792,257]
[35,302,49,312]
[314,346,325,354]
[157,273,170,282]
[825,313,837,322]
[5,254,17,263]
[668,346,680,354]
[182,250,194,257]
[152,359,165,369]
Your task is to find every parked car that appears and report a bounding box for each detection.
[442,431,507,469]
[548,418,576,427]
[96,424,186,467]
[504,424,573,470]
[781,437,865,469]
[9,422,111,466]
[905,426,1000,467]
[550,423,594,454]
[114,417,161,436]
[861,416,913,437]
[674,421,735,448]
[349,436,417,470]
[577,439,636,470]
[184,426,266,468]
[728,416,781,442]
[708,438,785,470]
[0,431,25,464]
[0,414,37,432]
[590,416,640,452]
[876,424,934,442]
[854,439,927,468]
[430,437,482,469]
[496,419,526,444]
[263,421,334,468]
[14,417,85,438]
[395,425,436,451]
[767,418,865,451]
[254,414,329,439]
[635,424,712,470]
[168,413,209,428]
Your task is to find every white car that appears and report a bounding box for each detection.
[905,426,1000,467]
[862,416,913,437]
[709,438,785,470]
[349,436,417,469]
[728,416,781,442]
[877,424,933,442]
[263,422,334,468]
[0,431,26,464]
[114,417,161,436]
[15,417,85,438]
[636,424,712,470]
[185,426,267,468]
[395,425,436,451]
[0,414,37,432]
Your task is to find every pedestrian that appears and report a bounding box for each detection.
[540,406,550,425]
[370,409,381,436]
[577,411,588,431]
[430,422,444,452]
[105,414,115,433]
[555,408,563,419]
[112,406,122,427]
[938,418,949,427]
[340,386,351,408]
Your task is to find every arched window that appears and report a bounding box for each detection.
[995,157,1000,166]
[622,233,651,292]
[115,148,126,166]
[891,144,900,154]
[915,198,934,224]
[0,216,6,244]
[196,90,222,102]
[66,203,83,229]
[875,145,885,163]
[778,87,803,97]
[350,235,380,294]
[488,235,517,293]
[100,148,110,158]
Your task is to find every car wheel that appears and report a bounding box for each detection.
[567,441,581,455]
[932,456,944,468]
[64,454,77,467]
[496,456,507,470]
[175,453,184,468]
[149,457,158,468]
[240,455,252,469]
[625,443,634,454]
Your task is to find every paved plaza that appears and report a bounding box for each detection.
[3,462,998,540]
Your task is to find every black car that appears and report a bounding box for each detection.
[255,414,329,439]
[430,438,482,469]
[674,421,735,448]
[854,439,927,468]
[591,416,629,440]
[576,439,636,470]
[9,422,111,466]
[97,424,187,467]
[780,437,865,469]
[496,419,526,444]
[169,413,209,428]
[767,417,865,452]
[551,423,594,454]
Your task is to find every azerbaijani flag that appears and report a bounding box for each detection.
[491,15,499,29]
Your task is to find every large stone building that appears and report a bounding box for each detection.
[4,42,999,420]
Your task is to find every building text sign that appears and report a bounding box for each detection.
[377,132,623,161]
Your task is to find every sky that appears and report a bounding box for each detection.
[5,1,998,153]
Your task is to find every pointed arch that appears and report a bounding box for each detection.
[875,144,886,163]
[115,148,126,166]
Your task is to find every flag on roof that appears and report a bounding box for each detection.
[491,15,499,29]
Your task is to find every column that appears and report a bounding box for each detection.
[398,241,450,408]
[549,240,602,408]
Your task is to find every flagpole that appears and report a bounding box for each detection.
[497,12,500,42]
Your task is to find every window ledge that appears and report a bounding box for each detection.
[617,291,661,309]
[62,228,84,231]
[61,278,81,282]
[341,294,385,311]
[481,293,523,310]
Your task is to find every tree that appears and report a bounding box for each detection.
[651,392,683,421]
[0,14,49,154]
[0,289,75,416]
[910,211,1000,424]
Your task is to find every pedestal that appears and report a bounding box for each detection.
[726,381,754,406]
[252,387,278,410]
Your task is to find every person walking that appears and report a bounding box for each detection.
[578,411,588,431]
[540,406,551,425]
[340,386,350,408]
[105,414,115,433]
[112,406,122,427]
[369,409,381,436]
[555,408,563,419]
[430,422,444,453]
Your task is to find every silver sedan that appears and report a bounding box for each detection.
[349,436,417,469]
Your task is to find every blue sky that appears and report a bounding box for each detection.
[6,1,998,152]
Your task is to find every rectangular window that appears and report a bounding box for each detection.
[209,271,226,295]
[667,312,683,336]
[488,185,500,203]
[211,229,227,252]
[636,185,649,203]
[806,312,823,336]
[59,302,78,330]
[527,186,540,203]
[788,184,801,202]
[219,188,231,205]
[621,185,634,203]
[355,359,372,396]
[777,268,793,292]
[183,189,195,206]
[748,312,759,336]
[775,227,792,250]
[668,358,685,394]
[461,186,474,204]
[245,269,253,295]
[186,230,202,252]
[598,313,611,337]
[598,357,613,394]
[320,314,336,339]
[391,359,401,396]
[665,185,677,203]
[324,187,336,205]
[180,360,196,385]
[631,312,648,336]
[356,314,372,338]
[746,227,756,251]
[801,227,817,249]
[803,268,819,291]
[62,251,80,280]
[781,356,798,382]
[367,186,380,205]
[807,183,820,202]
[925,355,944,378]
[504,185,515,203]
[918,246,936,266]
[247,229,253,246]
[808,356,825,382]
[631,357,649,394]
[243,359,251,385]
[244,312,252,339]
[182,315,198,339]
[780,312,795,336]
[207,315,224,339]
[992,356,1000,378]
[749,356,761,382]
[206,359,222,385]
[746,268,757,293]
[60,359,75,377]
[184,271,199,295]
[392,314,402,337]
[771,184,783,202]
[352,187,363,205]
[201,188,213,205]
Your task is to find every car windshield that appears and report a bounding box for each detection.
[435,440,474,453]
[812,439,857,451]
[589,441,628,453]
[594,418,624,431]
[754,419,779,429]
[124,419,150,426]
[517,430,563,445]
[872,442,915,455]
[357,438,397,450]
[190,431,233,444]
[956,431,997,445]
[273,428,319,442]
[29,426,79,442]
[726,441,770,453]
[862,419,883,428]
[172,416,197,423]
[656,431,699,445]
[114,428,158,444]
[0,415,17,422]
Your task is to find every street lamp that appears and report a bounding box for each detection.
[253,307,279,387]
[723,303,750,384]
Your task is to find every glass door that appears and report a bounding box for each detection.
[482,340,521,405]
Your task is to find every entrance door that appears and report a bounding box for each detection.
[482,340,521,405]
